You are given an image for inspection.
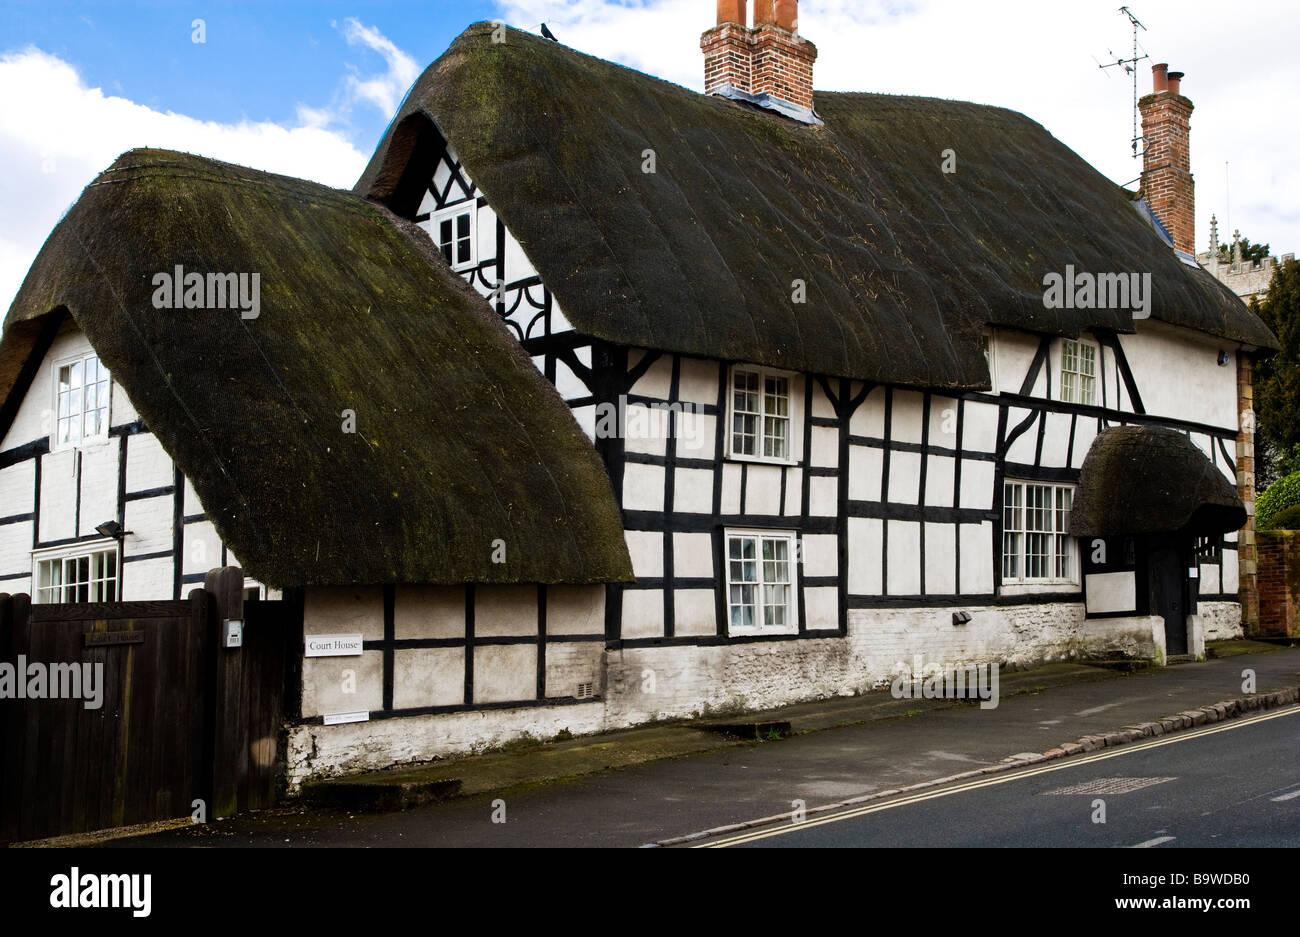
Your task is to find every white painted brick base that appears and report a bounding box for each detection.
[285,702,607,790]
[1195,601,1243,642]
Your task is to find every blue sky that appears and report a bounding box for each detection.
[0,1,501,151]
[1,1,1297,314]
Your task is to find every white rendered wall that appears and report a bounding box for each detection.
[0,319,265,599]
[1117,321,1238,431]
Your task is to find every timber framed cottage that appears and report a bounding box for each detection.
[0,1,1278,784]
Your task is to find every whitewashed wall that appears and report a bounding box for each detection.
[287,598,1168,786]
[290,582,608,787]
[0,319,261,600]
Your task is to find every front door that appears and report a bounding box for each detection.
[1149,538,1189,656]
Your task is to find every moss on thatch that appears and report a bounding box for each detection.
[2,148,632,587]
[1069,426,1245,538]
[357,23,1278,390]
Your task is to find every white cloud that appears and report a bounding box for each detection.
[0,47,372,317]
[337,17,420,116]
[496,0,1300,257]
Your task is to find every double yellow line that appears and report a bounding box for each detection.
[697,704,1300,847]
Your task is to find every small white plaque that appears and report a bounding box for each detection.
[305,633,365,657]
[322,711,369,726]
[1188,567,1199,579]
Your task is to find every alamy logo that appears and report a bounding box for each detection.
[594,394,704,446]
[1042,265,1151,319]
[151,265,260,319]
[0,657,103,709]
[50,868,151,917]
[890,655,1000,709]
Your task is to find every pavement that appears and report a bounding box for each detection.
[22,637,1300,848]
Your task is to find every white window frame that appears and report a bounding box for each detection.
[430,203,477,272]
[726,364,797,465]
[31,539,121,604]
[1001,481,1078,586]
[724,528,799,636]
[50,351,112,452]
[1058,338,1098,406]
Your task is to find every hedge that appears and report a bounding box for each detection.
[1258,472,1300,529]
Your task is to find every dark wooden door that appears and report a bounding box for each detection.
[1149,539,1188,656]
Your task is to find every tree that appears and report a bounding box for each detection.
[1218,236,1272,265]
[1252,257,1300,481]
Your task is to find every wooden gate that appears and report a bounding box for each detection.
[0,567,298,843]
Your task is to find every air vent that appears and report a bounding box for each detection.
[575,682,595,699]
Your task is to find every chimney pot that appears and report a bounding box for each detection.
[716,0,747,26]
[775,0,798,31]
[703,0,817,115]
[1152,63,1168,93]
[1167,71,1184,96]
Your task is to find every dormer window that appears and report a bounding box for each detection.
[52,352,110,450]
[431,205,476,272]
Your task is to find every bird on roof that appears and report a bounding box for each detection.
[541,23,558,42]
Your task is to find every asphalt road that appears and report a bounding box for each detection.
[696,705,1300,848]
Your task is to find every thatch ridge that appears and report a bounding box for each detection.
[357,23,1277,390]
[2,148,632,587]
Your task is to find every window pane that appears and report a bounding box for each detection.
[1055,535,1072,579]
[761,538,789,587]
[54,356,109,444]
[1061,341,1096,405]
[762,377,790,460]
[732,371,760,456]
[438,219,453,263]
[1026,532,1048,579]
[35,548,117,604]
[1080,373,1095,405]
[1003,483,1022,531]
[1002,532,1021,579]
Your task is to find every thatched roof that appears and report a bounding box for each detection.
[1069,426,1245,538]
[1,149,632,588]
[357,23,1278,390]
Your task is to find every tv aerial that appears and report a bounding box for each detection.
[1094,6,1150,159]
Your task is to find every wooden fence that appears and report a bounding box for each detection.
[0,567,299,843]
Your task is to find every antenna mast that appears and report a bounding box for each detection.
[1095,6,1149,159]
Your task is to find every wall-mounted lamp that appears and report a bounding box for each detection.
[94,520,132,540]
[952,611,972,626]
[1217,350,1231,367]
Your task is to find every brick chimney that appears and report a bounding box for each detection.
[1138,63,1195,254]
[702,0,818,112]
